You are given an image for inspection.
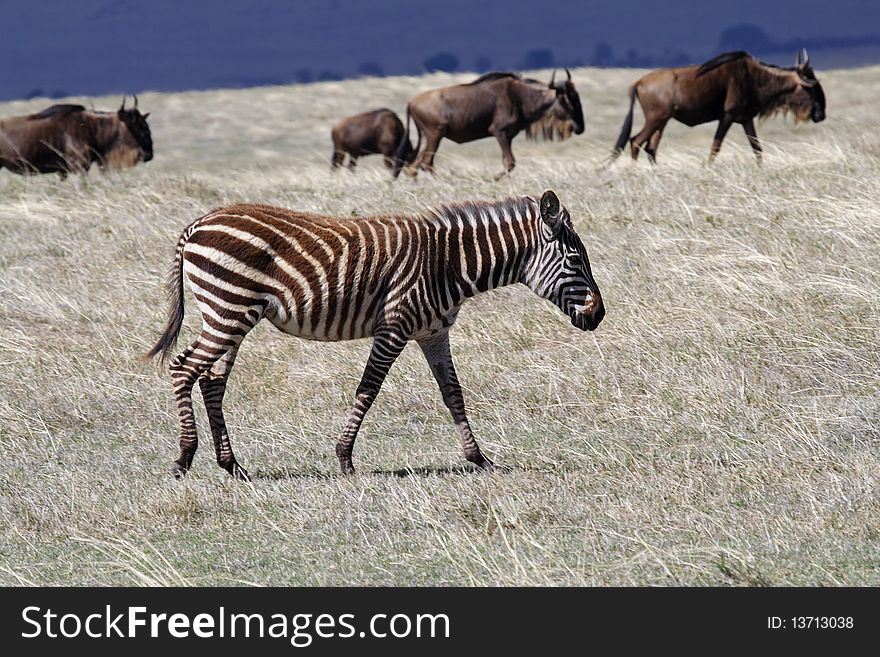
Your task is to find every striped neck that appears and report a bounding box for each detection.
[430,196,542,300]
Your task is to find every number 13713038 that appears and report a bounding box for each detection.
[768,617,854,629]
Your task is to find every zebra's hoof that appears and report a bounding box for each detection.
[339,460,355,476]
[171,463,188,479]
[232,463,251,482]
[478,457,496,472]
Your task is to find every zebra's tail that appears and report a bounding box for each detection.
[611,86,637,159]
[145,232,187,365]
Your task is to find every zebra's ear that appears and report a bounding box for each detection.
[540,189,561,229]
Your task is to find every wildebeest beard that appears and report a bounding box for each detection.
[526,115,575,141]
[757,89,814,124]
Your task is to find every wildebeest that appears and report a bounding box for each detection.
[393,70,585,180]
[612,50,826,164]
[331,108,415,171]
[0,96,153,176]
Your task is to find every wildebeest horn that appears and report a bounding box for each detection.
[565,67,571,81]
[549,69,556,88]
[120,95,126,110]
[133,94,139,109]
[795,50,802,67]
[802,48,810,67]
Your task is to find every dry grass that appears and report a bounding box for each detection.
[1,66,878,586]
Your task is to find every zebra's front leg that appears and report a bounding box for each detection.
[417,331,494,471]
[336,329,408,475]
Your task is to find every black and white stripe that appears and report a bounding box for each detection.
[146,190,605,478]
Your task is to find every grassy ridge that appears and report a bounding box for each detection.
[0,66,878,585]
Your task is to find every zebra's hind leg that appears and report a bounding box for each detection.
[199,346,250,481]
[417,331,494,472]
[168,326,250,479]
[168,341,206,478]
[336,328,408,475]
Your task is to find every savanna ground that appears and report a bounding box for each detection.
[0,66,878,586]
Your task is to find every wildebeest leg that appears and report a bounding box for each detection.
[418,332,494,471]
[630,119,662,161]
[645,121,667,164]
[743,119,763,165]
[491,129,515,181]
[347,155,358,171]
[331,148,345,168]
[198,346,250,481]
[336,328,408,475]
[708,115,734,163]
[417,129,444,174]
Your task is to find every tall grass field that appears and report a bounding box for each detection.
[0,66,878,585]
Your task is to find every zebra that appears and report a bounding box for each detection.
[146,190,605,480]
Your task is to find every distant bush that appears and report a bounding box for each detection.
[357,62,384,77]
[474,56,492,72]
[423,52,459,73]
[623,49,654,67]
[656,49,692,67]
[591,42,614,67]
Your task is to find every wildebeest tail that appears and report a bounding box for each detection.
[144,230,187,365]
[612,86,637,158]
[392,104,419,178]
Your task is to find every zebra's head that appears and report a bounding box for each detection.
[524,190,605,332]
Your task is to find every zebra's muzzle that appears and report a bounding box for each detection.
[571,301,605,332]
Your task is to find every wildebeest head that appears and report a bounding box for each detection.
[528,69,585,141]
[549,69,585,135]
[525,190,604,332]
[793,49,826,123]
[115,95,154,163]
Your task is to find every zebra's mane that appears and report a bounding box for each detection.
[428,196,536,223]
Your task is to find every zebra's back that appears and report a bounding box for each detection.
[181,203,405,341]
